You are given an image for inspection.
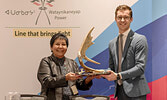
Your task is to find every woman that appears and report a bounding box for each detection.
[37,33,95,100]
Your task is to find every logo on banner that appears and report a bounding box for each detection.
[31,0,54,25]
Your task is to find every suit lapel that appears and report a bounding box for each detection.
[115,36,119,72]
[122,30,134,63]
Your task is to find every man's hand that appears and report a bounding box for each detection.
[101,70,117,81]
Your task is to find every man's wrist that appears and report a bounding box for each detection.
[117,73,121,80]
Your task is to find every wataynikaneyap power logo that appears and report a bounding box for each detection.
[31,0,54,25]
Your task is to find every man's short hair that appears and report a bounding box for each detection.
[115,5,133,18]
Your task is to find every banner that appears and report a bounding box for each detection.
[1,0,167,100]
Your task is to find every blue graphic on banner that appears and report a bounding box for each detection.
[78,0,167,98]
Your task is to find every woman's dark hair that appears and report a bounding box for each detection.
[50,33,69,48]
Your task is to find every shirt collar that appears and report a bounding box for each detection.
[119,28,130,37]
[51,54,65,66]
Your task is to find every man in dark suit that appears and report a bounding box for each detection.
[102,5,150,100]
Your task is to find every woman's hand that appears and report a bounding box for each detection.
[65,72,81,81]
[85,75,102,84]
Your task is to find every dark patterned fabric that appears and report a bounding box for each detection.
[57,57,72,96]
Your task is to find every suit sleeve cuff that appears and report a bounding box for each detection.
[118,73,122,79]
